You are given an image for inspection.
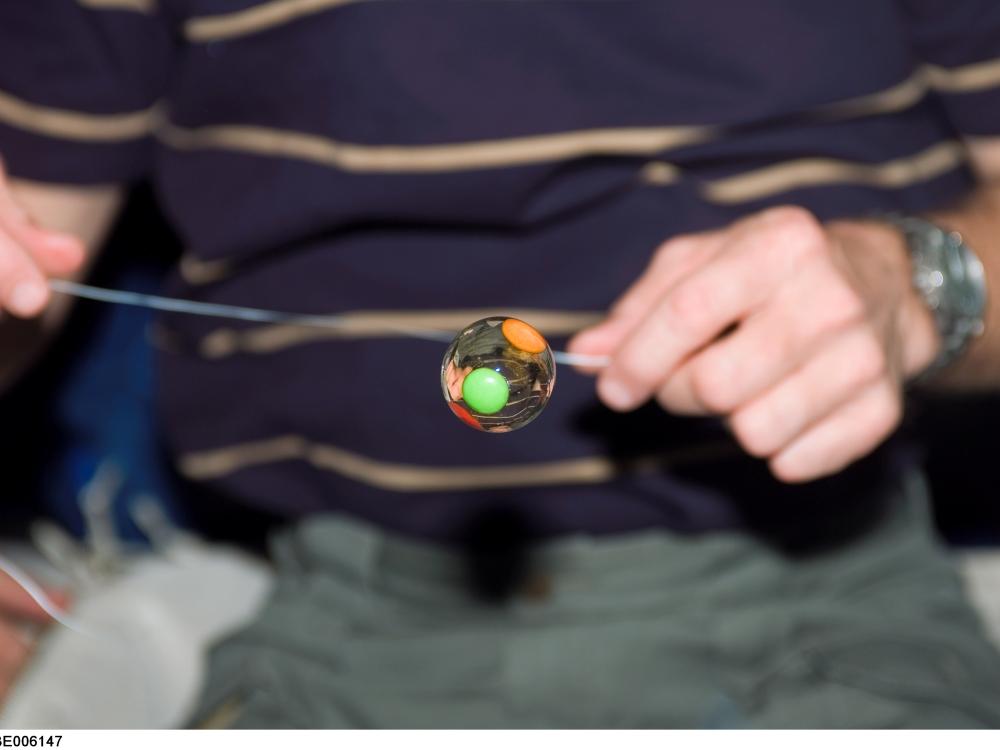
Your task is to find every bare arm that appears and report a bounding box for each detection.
[0,166,124,392]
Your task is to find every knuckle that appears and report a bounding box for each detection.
[816,280,866,332]
[730,408,777,458]
[614,345,659,391]
[649,234,715,280]
[608,286,646,319]
[664,280,713,333]
[655,380,700,416]
[869,388,903,434]
[761,204,815,224]
[769,455,810,484]
[850,334,889,384]
[762,204,821,231]
[609,294,641,320]
[762,206,826,248]
[690,357,734,413]
[749,207,830,276]
[753,326,794,371]
[653,234,698,265]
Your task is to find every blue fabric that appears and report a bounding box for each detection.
[41,266,182,542]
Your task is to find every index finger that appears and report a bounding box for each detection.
[567,231,726,370]
[596,236,787,411]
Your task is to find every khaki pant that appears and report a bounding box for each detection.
[194,470,1000,728]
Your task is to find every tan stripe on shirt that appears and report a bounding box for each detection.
[179,433,739,491]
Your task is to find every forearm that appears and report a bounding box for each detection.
[0,179,123,392]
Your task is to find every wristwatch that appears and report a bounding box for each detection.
[881,214,988,380]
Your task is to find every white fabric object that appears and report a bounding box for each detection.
[0,540,273,729]
[960,550,1000,651]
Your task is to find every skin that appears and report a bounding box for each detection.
[569,140,1000,483]
[0,159,123,391]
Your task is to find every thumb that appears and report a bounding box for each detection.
[0,158,86,277]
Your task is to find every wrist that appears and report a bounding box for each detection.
[828,219,942,380]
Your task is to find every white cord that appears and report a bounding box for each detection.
[553,351,611,368]
[50,279,611,368]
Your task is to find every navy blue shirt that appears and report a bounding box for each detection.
[2,0,999,543]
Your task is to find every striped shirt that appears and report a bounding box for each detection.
[3,0,999,543]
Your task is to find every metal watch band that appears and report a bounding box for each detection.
[880,214,987,381]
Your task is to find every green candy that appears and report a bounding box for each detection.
[462,367,510,415]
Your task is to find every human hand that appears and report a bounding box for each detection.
[0,570,66,703]
[569,206,941,482]
[0,158,85,318]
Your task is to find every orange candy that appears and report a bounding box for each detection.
[501,318,547,354]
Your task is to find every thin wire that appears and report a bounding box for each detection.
[49,279,451,342]
[49,280,611,368]
[0,553,90,636]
